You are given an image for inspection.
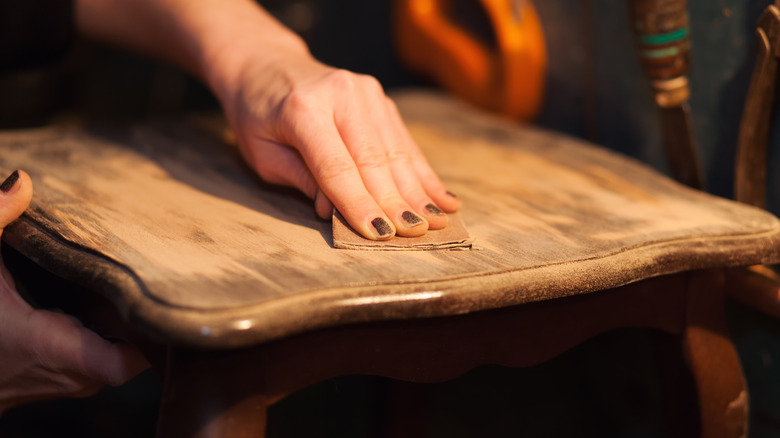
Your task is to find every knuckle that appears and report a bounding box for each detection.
[386,147,413,166]
[351,145,387,169]
[360,74,383,92]
[279,90,315,118]
[277,91,322,133]
[326,69,357,91]
[326,70,384,95]
[314,156,356,181]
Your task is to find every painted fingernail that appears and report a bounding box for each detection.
[446,191,458,198]
[425,203,445,215]
[0,170,20,193]
[371,217,394,238]
[401,211,425,226]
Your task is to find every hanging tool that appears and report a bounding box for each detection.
[735,1,780,208]
[393,0,547,121]
[628,0,705,189]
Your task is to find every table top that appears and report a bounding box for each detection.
[2,91,779,348]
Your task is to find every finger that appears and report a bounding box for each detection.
[390,106,462,213]
[242,137,338,221]
[0,170,33,290]
[374,98,449,230]
[333,89,429,237]
[240,137,319,199]
[82,341,150,386]
[32,310,149,388]
[0,170,33,234]
[281,96,395,240]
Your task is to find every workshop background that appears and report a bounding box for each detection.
[1,0,780,436]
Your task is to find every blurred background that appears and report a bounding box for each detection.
[1,0,780,436]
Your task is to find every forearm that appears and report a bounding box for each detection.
[74,0,309,90]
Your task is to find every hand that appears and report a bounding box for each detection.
[75,0,460,240]
[0,170,149,415]
[217,52,461,240]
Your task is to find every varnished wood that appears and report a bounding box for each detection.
[0,91,778,349]
[684,269,748,438]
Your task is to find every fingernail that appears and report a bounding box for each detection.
[371,217,394,238]
[446,191,458,198]
[401,211,425,226]
[425,203,445,215]
[0,170,20,193]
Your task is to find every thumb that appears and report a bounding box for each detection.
[0,170,33,236]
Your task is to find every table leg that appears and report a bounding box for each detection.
[155,348,272,438]
[684,269,748,438]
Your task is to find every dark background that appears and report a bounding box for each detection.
[1,0,780,436]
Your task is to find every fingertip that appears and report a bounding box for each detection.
[65,321,149,386]
[368,216,395,240]
[0,169,33,229]
[113,343,151,384]
[393,210,428,237]
[87,339,150,386]
[9,169,32,197]
[335,206,396,240]
[0,170,20,194]
[422,203,449,230]
[434,190,461,213]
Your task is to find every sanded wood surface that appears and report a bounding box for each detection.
[1,91,779,348]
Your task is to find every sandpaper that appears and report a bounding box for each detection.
[333,211,473,250]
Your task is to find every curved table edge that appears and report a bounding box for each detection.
[5,215,780,350]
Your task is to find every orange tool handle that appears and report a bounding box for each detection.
[394,0,547,121]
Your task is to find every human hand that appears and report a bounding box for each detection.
[0,170,149,415]
[75,0,460,239]
[212,46,461,240]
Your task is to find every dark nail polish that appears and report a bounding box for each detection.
[0,170,19,193]
[425,203,445,215]
[446,191,458,198]
[371,217,394,237]
[401,210,424,226]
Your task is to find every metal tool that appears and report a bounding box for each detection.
[394,0,547,121]
[628,0,705,189]
[735,1,780,208]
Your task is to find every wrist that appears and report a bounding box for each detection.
[196,3,310,106]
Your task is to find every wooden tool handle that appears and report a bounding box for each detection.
[393,0,546,120]
[628,0,692,107]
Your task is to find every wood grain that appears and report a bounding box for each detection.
[1,91,779,348]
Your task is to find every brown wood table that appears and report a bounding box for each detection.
[1,91,779,437]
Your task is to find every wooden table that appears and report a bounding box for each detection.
[1,91,779,437]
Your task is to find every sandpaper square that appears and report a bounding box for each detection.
[333,211,473,250]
